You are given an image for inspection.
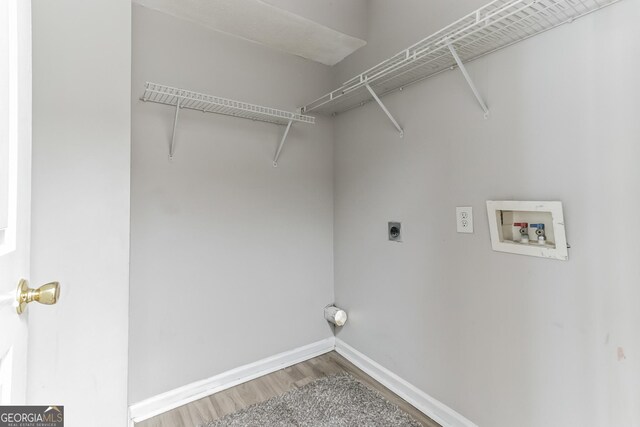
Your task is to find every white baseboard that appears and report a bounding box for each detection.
[129,336,476,427]
[128,337,335,425]
[335,338,478,427]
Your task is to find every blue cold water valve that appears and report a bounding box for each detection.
[530,223,546,245]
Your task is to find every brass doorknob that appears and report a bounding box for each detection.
[16,279,60,315]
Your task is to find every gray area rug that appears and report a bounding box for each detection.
[201,373,421,427]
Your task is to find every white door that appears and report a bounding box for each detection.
[0,0,32,404]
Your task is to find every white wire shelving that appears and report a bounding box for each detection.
[301,0,621,135]
[141,82,315,165]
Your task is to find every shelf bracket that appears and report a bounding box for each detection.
[169,100,181,159]
[273,119,293,167]
[365,84,404,138]
[446,40,489,118]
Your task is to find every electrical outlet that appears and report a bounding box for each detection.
[388,222,402,242]
[456,207,473,233]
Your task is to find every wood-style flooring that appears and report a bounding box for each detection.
[136,351,441,427]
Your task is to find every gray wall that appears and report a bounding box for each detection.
[129,5,335,403]
[30,0,131,425]
[333,1,640,427]
[129,2,640,425]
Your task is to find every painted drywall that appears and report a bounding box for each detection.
[332,1,640,427]
[29,0,131,425]
[263,0,368,40]
[132,0,366,66]
[129,5,335,403]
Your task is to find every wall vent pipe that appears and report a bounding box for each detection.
[324,305,347,327]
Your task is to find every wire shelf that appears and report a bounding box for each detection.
[302,0,621,115]
[142,82,315,125]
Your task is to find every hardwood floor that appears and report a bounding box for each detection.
[136,351,441,427]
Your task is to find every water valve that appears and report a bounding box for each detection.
[513,222,529,243]
[530,223,546,245]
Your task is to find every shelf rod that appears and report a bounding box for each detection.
[446,40,489,118]
[169,100,181,159]
[273,119,293,167]
[365,84,404,138]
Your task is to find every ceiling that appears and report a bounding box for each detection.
[132,0,368,66]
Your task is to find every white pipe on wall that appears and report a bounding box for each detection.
[324,305,348,326]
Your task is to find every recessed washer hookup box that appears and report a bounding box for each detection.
[486,201,568,261]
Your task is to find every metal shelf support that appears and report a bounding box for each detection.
[273,119,293,167]
[446,40,489,118]
[142,82,315,163]
[302,0,620,116]
[365,84,404,137]
[169,100,181,159]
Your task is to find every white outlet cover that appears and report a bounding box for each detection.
[456,207,473,233]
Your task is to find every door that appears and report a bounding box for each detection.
[0,0,31,404]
